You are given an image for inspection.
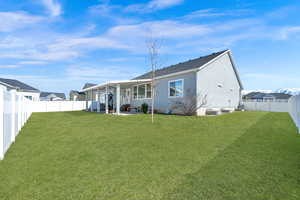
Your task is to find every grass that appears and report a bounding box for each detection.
[0,111,299,200]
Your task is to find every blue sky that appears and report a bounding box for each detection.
[0,0,299,95]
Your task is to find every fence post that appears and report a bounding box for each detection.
[295,94,300,133]
[10,90,16,143]
[0,85,5,160]
[16,95,20,132]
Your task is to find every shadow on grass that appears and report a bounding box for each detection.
[164,112,300,200]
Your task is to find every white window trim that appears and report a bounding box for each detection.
[168,79,184,98]
[133,83,152,100]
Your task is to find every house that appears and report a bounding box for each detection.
[69,90,86,101]
[69,83,96,101]
[82,83,96,100]
[83,83,97,89]
[40,92,66,101]
[243,92,292,102]
[0,78,40,101]
[81,49,243,115]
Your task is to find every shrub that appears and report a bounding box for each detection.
[141,103,148,114]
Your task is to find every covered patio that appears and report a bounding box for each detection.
[81,79,152,115]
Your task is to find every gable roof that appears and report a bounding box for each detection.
[243,92,292,100]
[82,83,97,90]
[70,90,85,95]
[40,92,66,99]
[0,78,39,92]
[132,50,228,80]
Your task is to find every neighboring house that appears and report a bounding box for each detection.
[243,92,292,102]
[82,83,96,100]
[40,92,66,101]
[69,90,86,101]
[81,50,243,115]
[0,78,40,101]
[83,83,97,89]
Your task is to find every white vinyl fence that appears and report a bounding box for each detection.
[243,96,300,133]
[30,101,91,112]
[0,86,32,159]
[243,101,289,112]
[288,95,300,133]
[0,85,91,160]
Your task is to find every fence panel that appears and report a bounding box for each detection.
[0,87,32,159]
[243,97,300,133]
[3,91,13,154]
[30,101,89,112]
[243,101,289,112]
[289,95,300,133]
[0,85,91,159]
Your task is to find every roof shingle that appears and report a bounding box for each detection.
[0,78,39,92]
[132,50,228,80]
[243,92,292,100]
[40,92,66,99]
[82,83,97,89]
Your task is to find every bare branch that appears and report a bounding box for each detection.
[145,33,164,123]
[171,93,208,116]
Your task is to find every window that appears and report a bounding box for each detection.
[133,86,138,99]
[169,79,183,97]
[138,84,146,99]
[146,83,152,98]
[25,96,32,100]
[133,83,152,100]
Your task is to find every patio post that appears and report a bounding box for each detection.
[116,84,120,115]
[105,85,109,114]
[96,89,100,113]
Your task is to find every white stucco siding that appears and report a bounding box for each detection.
[196,53,241,110]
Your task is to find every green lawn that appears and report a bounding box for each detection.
[0,111,300,200]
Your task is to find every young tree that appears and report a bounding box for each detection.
[146,36,163,123]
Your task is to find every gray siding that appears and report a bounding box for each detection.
[155,72,196,113]
[196,52,241,111]
[131,72,196,113]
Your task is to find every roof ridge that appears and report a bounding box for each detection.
[132,49,228,80]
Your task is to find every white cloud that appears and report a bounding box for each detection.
[148,0,183,10]
[244,73,299,82]
[66,65,137,81]
[0,12,43,32]
[47,37,129,51]
[125,0,183,13]
[89,3,139,24]
[266,5,299,19]
[18,61,48,65]
[0,65,19,69]
[183,8,252,19]
[107,20,211,39]
[279,26,300,40]
[89,3,120,16]
[0,49,79,61]
[0,17,270,61]
[0,6,298,64]
[41,0,62,17]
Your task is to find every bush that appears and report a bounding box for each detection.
[141,103,148,114]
